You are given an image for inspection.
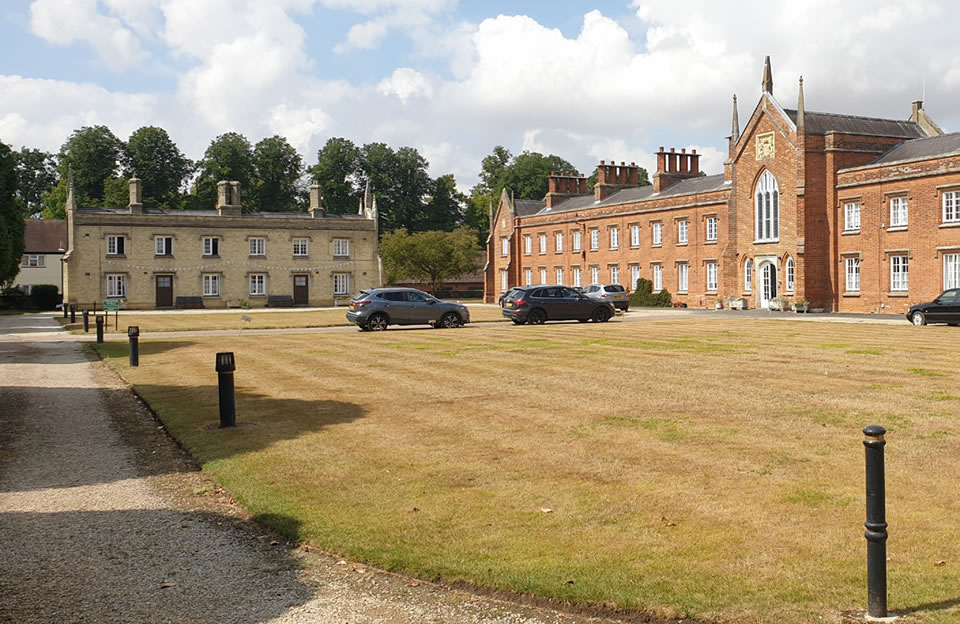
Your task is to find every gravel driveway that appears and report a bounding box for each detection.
[0,313,634,624]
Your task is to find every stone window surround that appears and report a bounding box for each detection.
[884,189,911,230]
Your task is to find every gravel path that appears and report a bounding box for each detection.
[0,314,633,624]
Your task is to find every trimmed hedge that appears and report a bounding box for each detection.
[629,277,672,307]
[30,284,61,310]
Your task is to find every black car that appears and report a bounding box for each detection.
[346,288,470,331]
[501,285,616,324]
[906,289,960,326]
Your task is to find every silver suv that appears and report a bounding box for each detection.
[346,288,470,331]
[581,283,629,311]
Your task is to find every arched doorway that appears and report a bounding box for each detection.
[759,262,777,308]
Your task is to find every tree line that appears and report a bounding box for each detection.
[1,125,649,289]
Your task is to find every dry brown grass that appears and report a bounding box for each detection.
[96,318,960,623]
[60,304,505,333]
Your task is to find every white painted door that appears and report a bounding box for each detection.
[760,263,777,308]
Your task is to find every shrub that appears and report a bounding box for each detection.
[30,284,61,310]
[630,277,672,307]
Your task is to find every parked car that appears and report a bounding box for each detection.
[499,287,524,308]
[346,287,470,331]
[501,285,616,324]
[581,283,630,311]
[906,289,960,326]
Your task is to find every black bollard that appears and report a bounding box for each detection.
[127,326,140,367]
[83,310,89,332]
[70,304,76,323]
[215,352,236,428]
[62,303,68,319]
[95,315,104,344]
[863,425,888,618]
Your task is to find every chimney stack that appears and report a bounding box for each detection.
[593,160,644,202]
[309,183,324,218]
[128,177,143,215]
[217,180,242,216]
[652,147,701,193]
[545,171,589,209]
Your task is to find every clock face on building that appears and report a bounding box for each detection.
[756,132,775,160]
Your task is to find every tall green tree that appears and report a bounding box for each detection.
[14,148,56,217]
[309,137,361,215]
[253,135,304,212]
[56,125,123,204]
[124,126,193,209]
[380,227,481,293]
[0,141,25,286]
[360,143,432,233]
[420,174,466,231]
[193,132,255,210]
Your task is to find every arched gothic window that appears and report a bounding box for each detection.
[785,256,795,292]
[744,258,753,292]
[754,170,780,242]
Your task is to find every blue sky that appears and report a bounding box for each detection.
[3,1,960,191]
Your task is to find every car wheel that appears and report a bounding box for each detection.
[527,309,547,325]
[911,311,926,326]
[359,325,371,332]
[367,313,388,331]
[592,307,611,323]
[440,312,461,328]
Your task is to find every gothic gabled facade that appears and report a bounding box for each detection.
[485,56,960,314]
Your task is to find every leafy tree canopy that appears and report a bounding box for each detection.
[420,174,466,232]
[14,148,56,217]
[56,125,123,205]
[309,137,361,215]
[381,227,482,293]
[193,132,255,210]
[253,135,305,212]
[0,141,25,286]
[124,126,193,209]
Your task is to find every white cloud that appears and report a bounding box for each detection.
[267,104,331,153]
[30,0,150,71]
[377,68,433,102]
[329,0,455,54]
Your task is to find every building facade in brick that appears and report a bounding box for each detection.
[63,178,382,309]
[485,57,960,314]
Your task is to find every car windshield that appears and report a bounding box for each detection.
[937,290,958,304]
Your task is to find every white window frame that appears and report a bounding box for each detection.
[678,220,688,244]
[539,268,547,284]
[333,238,350,257]
[155,236,172,256]
[202,274,221,297]
[890,255,909,292]
[590,229,599,251]
[524,235,532,255]
[653,264,663,291]
[943,191,960,224]
[609,227,619,250]
[945,254,960,289]
[706,217,718,242]
[249,274,266,296]
[845,257,861,292]
[572,231,581,252]
[754,170,780,242]
[524,269,532,286]
[678,263,689,292]
[249,237,266,256]
[610,264,620,285]
[631,225,641,247]
[293,238,309,257]
[744,259,753,292]
[889,197,908,228]
[591,266,599,284]
[203,237,219,256]
[844,201,861,231]
[539,234,547,254]
[500,270,507,291]
[706,262,717,291]
[555,232,563,253]
[107,235,125,256]
[22,254,45,268]
[573,267,582,287]
[786,257,795,292]
[333,273,350,296]
[501,237,509,256]
[556,267,564,285]
[630,264,640,290]
[652,222,662,246]
[106,274,125,298]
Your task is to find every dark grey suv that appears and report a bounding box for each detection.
[346,287,470,331]
[501,285,615,324]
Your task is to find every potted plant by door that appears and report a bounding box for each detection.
[715,300,723,310]
[793,300,809,313]
[769,297,788,311]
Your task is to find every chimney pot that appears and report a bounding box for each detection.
[659,146,664,152]
[692,149,697,155]
[670,147,675,153]
[600,160,605,165]
[681,148,686,153]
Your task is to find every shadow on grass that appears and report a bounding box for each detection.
[898,596,960,616]
[0,509,312,623]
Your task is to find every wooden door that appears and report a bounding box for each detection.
[293,275,308,306]
[156,275,173,308]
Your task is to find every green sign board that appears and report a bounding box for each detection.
[103,300,121,312]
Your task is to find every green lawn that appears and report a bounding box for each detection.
[95,318,960,623]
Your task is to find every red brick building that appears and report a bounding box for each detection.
[485,57,960,313]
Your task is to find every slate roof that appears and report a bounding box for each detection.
[76,208,365,219]
[869,132,960,165]
[527,174,729,217]
[514,199,545,216]
[783,109,926,139]
[23,219,67,253]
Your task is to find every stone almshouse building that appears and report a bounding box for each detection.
[63,178,381,309]
[485,58,960,313]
